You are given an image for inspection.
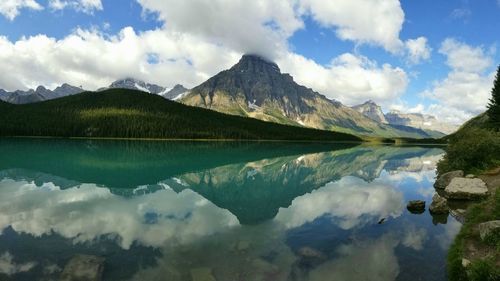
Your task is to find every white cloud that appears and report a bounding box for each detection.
[405,37,432,64]
[0,27,241,91]
[274,176,404,230]
[440,38,492,73]
[0,179,239,249]
[137,0,303,60]
[299,0,405,53]
[402,226,427,251]
[278,52,408,105]
[49,0,102,13]
[0,0,42,20]
[420,38,495,124]
[308,235,400,281]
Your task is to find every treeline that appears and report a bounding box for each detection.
[0,89,361,142]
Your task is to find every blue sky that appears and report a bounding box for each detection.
[0,0,498,124]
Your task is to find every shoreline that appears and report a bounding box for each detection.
[0,135,446,146]
[442,168,500,280]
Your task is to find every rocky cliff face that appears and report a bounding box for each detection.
[105,78,166,94]
[352,100,388,124]
[385,111,457,134]
[180,55,430,138]
[351,100,457,135]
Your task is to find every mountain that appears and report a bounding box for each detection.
[0,84,84,104]
[351,100,456,135]
[385,110,457,135]
[352,100,387,123]
[180,54,432,138]
[162,84,189,100]
[52,83,85,98]
[2,90,46,104]
[105,78,167,95]
[0,88,361,142]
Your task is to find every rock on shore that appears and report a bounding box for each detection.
[429,194,449,214]
[434,170,464,189]
[444,178,489,200]
[478,220,500,241]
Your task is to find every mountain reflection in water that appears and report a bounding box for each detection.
[0,139,460,281]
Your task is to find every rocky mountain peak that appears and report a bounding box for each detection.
[352,100,387,124]
[107,78,166,94]
[231,54,281,74]
[162,84,189,100]
[171,84,187,92]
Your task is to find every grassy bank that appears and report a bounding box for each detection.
[436,121,500,280]
[447,187,500,281]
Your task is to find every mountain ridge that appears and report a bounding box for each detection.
[180,54,434,138]
[0,84,84,104]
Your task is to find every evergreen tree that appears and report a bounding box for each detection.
[487,65,500,128]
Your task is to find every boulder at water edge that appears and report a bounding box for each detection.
[444,178,489,200]
[478,220,500,241]
[429,194,449,214]
[434,170,464,189]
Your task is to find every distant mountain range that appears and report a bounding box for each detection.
[0,54,457,138]
[351,100,457,134]
[0,79,189,104]
[0,84,84,104]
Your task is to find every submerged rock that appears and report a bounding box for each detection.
[297,247,327,260]
[444,178,489,200]
[478,220,500,241]
[407,200,426,214]
[190,267,217,281]
[60,255,105,281]
[434,170,464,189]
[429,194,449,214]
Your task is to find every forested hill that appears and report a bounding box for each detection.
[0,89,362,142]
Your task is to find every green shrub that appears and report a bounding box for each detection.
[467,260,500,281]
[438,128,500,175]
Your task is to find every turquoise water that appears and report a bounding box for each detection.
[0,139,460,281]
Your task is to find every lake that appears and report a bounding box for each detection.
[0,139,461,281]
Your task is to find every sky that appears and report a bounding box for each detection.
[0,0,498,125]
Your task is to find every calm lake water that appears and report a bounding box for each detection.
[0,139,461,281]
